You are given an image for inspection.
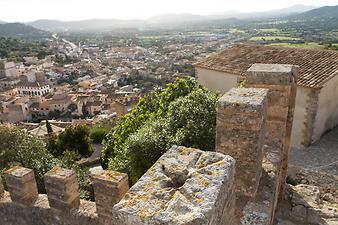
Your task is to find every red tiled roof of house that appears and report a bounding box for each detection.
[195,44,338,89]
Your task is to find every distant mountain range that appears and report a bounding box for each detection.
[288,5,338,19]
[208,4,317,19]
[0,5,336,35]
[289,5,338,31]
[24,4,321,32]
[26,19,144,32]
[0,23,50,39]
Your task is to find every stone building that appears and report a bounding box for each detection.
[0,96,31,122]
[0,60,20,89]
[47,91,72,112]
[195,44,338,148]
[17,81,51,96]
[0,60,17,78]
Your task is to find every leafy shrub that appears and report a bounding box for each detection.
[166,89,218,151]
[0,124,57,192]
[47,124,93,158]
[59,150,91,200]
[101,78,196,168]
[90,123,112,144]
[103,78,219,184]
[111,118,174,183]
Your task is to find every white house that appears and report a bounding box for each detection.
[17,81,51,97]
[195,44,338,148]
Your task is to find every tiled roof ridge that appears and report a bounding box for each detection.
[195,43,338,89]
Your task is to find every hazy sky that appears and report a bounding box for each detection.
[1,0,338,22]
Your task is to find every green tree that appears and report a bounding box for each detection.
[57,124,94,157]
[101,78,196,168]
[90,122,112,144]
[45,120,53,134]
[103,79,219,184]
[166,89,218,151]
[46,133,61,157]
[111,118,174,183]
[0,124,57,192]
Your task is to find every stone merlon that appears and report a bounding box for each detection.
[112,146,236,225]
[216,88,268,197]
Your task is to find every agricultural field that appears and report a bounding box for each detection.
[269,42,326,49]
[249,36,302,41]
[229,28,246,33]
[259,28,280,33]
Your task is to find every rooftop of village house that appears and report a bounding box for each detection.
[195,44,338,89]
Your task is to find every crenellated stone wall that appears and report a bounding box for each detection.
[216,88,268,197]
[0,165,129,225]
[227,64,298,225]
[0,147,236,225]
[0,64,297,225]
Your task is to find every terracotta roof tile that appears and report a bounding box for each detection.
[195,44,338,89]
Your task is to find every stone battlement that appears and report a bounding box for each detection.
[0,64,298,225]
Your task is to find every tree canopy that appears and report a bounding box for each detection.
[0,124,92,199]
[0,124,57,192]
[101,78,219,184]
[47,124,93,158]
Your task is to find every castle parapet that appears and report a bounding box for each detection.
[44,167,80,211]
[216,88,268,197]
[91,170,129,224]
[245,64,298,217]
[0,63,298,225]
[4,166,38,205]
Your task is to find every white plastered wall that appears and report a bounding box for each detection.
[290,87,311,148]
[196,67,239,94]
[196,66,314,148]
[313,73,338,141]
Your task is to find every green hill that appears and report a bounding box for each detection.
[294,5,338,19]
[287,5,338,31]
[0,23,50,39]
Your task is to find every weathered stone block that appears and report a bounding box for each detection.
[245,64,297,85]
[112,146,236,225]
[44,167,80,211]
[290,205,307,222]
[0,176,4,198]
[91,170,129,223]
[244,63,298,224]
[217,88,268,197]
[4,166,38,205]
[241,201,270,225]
